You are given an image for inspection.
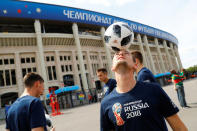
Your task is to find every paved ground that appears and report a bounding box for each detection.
[1,78,197,131]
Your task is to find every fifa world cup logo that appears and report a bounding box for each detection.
[112,103,125,126]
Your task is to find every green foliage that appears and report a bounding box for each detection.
[186,65,197,73]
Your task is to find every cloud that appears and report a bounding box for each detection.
[115,0,136,6]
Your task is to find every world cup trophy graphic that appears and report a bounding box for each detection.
[112,103,125,126]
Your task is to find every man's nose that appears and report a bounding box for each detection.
[118,51,124,56]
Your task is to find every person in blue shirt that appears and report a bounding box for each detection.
[97,68,117,97]
[131,51,157,83]
[5,72,55,131]
[100,49,187,131]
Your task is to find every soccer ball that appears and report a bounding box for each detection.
[45,114,53,131]
[104,22,134,51]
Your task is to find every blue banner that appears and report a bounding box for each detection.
[154,72,171,78]
[0,0,178,44]
[46,85,79,98]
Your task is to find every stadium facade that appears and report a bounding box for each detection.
[0,0,182,108]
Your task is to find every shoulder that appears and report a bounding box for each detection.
[23,96,43,108]
[138,81,161,91]
[101,89,116,107]
[109,79,117,83]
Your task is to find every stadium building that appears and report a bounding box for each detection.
[0,0,182,109]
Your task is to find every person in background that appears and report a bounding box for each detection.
[180,68,186,80]
[96,68,117,97]
[5,72,55,131]
[171,70,190,108]
[131,51,157,83]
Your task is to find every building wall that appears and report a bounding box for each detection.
[0,20,182,107]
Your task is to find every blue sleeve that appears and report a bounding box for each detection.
[100,104,114,131]
[30,99,46,129]
[5,115,9,129]
[157,86,179,117]
[137,71,149,82]
[138,71,157,83]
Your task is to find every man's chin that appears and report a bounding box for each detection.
[112,61,128,71]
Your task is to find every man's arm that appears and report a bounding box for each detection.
[32,127,45,131]
[6,129,10,131]
[166,114,188,131]
[32,127,55,131]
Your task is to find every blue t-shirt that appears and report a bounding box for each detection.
[6,95,47,131]
[100,81,179,131]
[137,67,157,83]
[103,79,117,96]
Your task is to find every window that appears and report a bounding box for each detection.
[85,64,87,70]
[26,57,30,63]
[64,56,67,61]
[10,59,14,64]
[69,65,72,71]
[4,59,9,65]
[5,70,11,86]
[52,66,57,80]
[33,67,37,72]
[46,56,50,61]
[61,65,64,72]
[31,57,35,63]
[0,59,2,65]
[60,56,63,61]
[21,58,25,63]
[76,56,78,60]
[83,55,85,60]
[65,65,68,72]
[51,56,54,61]
[47,66,53,80]
[11,69,16,85]
[27,68,31,73]
[77,64,80,71]
[22,68,26,77]
[0,70,4,86]
[68,56,71,60]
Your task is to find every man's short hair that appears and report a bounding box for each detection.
[131,51,143,63]
[97,68,108,74]
[24,72,44,88]
[170,70,177,74]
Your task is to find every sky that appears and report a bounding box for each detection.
[24,0,197,68]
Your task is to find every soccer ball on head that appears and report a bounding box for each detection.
[104,22,134,52]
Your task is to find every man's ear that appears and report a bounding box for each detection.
[34,81,40,88]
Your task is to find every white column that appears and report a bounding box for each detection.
[143,35,156,74]
[36,52,42,75]
[137,34,148,67]
[98,52,104,68]
[15,52,23,96]
[71,51,81,87]
[174,45,183,70]
[34,20,48,100]
[154,38,166,73]
[163,40,173,70]
[100,27,114,78]
[86,51,94,77]
[86,51,95,89]
[54,50,63,82]
[72,23,89,94]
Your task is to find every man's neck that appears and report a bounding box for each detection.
[115,68,136,93]
[136,64,144,74]
[21,88,38,98]
[104,78,109,84]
